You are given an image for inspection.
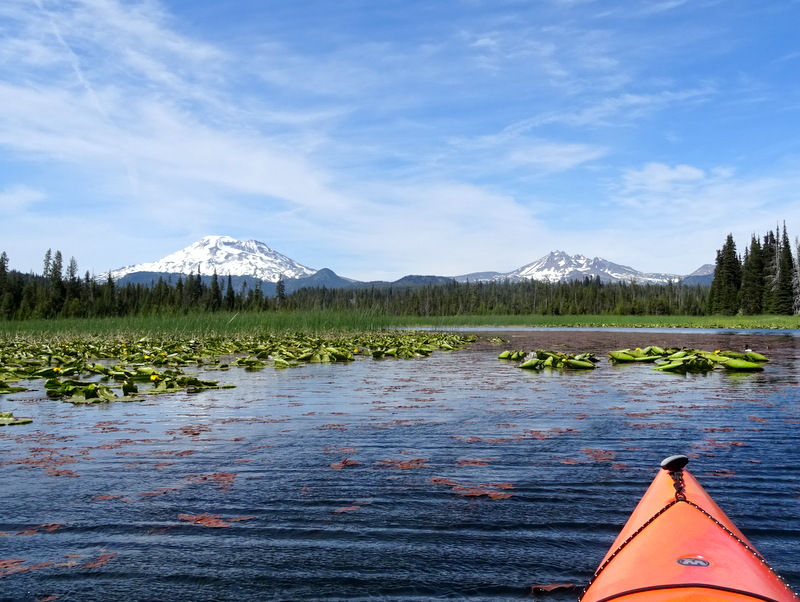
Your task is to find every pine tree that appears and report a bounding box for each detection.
[773,223,795,314]
[0,251,8,294]
[0,252,11,319]
[739,235,764,314]
[66,257,79,282]
[100,276,116,316]
[206,271,222,311]
[42,249,52,280]
[224,275,236,310]
[761,230,778,312]
[47,250,66,317]
[709,234,742,315]
[793,236,800,315]
[275,277,286,309]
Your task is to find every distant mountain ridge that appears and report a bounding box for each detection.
[681,263,715,286]
[104,235,316,282]
[456,251,683,285]
[107,236,713,292]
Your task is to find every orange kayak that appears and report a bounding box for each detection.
[580,455,799,602]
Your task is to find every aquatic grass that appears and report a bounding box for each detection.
[400,314,800,330]
[0,311,798,342]
[0,310,407,341]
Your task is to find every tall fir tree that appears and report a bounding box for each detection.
[761,230,778,312]
[739,235,764,314]
[0,251,8,294]
[0,252,10,319]
[224,275,236,311]
[709,234,741,315]
[275,277,286,309]
[773,223,795,314]
[793,236,800,315]
[42,249,52,280]
[206,271,222,311]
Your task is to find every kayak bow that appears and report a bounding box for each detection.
[580,455,799,602]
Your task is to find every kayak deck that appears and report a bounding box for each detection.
[580,456,799,602]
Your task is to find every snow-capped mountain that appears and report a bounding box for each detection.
[456,251,682,285]
[105,237,705,289]
[105,235,316,282]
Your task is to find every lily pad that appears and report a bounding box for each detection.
[0,411,32,426]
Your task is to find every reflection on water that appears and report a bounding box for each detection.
[1,330,799,601]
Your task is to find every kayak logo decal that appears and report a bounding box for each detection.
[677,557,710,567]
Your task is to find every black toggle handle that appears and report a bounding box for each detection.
[660,454,690,472]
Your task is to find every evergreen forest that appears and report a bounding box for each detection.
[1,227,799,320]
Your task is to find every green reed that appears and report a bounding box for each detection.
[0,311,797,342]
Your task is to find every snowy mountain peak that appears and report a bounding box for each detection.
[105,236,316,282]
[457,251,682,284]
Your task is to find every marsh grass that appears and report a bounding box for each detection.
[0,311,400,341]
[0,311,798,341]
[400,314,800,330]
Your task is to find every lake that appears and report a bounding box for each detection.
[1,329,799,601]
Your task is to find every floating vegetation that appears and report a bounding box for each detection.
[0,411,32,426]
[500,345,769,374]
[608,346,665,363]
[429,477,515,500]
[498,350,528,361]
[609,347,768,373]
[45,378,132,403]
[177,513,255,528]
[0,331,476,404]
[499,349,599,370]
[0,380,26,394]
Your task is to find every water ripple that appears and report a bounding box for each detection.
[1,330,799,600]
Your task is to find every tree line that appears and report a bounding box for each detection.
[0,250,707,319]
[709,224,800,315]
[0,250,263,320]
[281,277,710,317]
[1,227,798,321]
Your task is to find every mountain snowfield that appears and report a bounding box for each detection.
[105,235,711,286]
[105,235,316,282]
[505,250,682,284]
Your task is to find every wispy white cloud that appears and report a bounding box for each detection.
[642,0,689,14]
[507,142,608,172]
[320,181,548,278]
[553,0,603,7]
[498,88,714,140]
[620,162,707,195]
[773,51,800,64]
[604,160,800,272]
[32,0,112,122]
[0,185,46,213]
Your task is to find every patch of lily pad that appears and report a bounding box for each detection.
[0,331,477,404]
[499,345,769,374]
[0,380,27,394]
[499,349,599,370]
[608,346,768,373]
[0,411,32,426]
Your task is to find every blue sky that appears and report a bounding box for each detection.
[2,0,800,281]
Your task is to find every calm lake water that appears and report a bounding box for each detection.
[1,329,799,601]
